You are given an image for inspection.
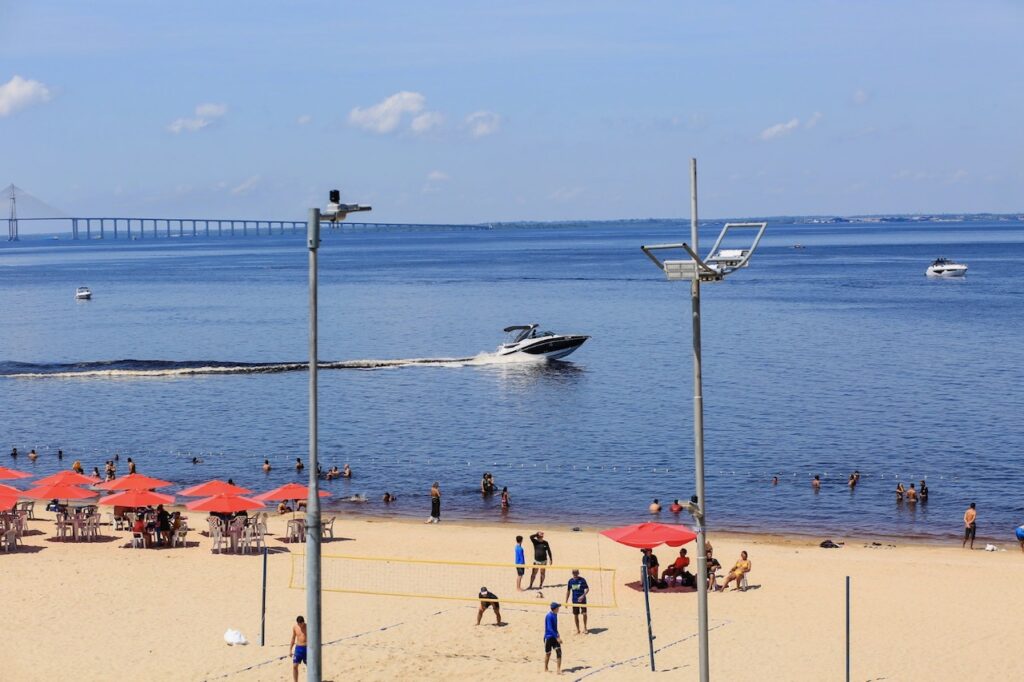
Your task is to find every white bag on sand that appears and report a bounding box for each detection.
[984,544,998,552]
[224,629,248,646]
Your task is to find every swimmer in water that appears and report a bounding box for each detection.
[501,486,510,510]
[342,463,352,479]
[670,499,683,513]
[295,457,304,472]
[649,499,662,513]
[771,476,779,485]
[812,475,821,490]
[896,482,905,501]
[848,474,857,488]
[263,459,272,473]
[28,449,38,462]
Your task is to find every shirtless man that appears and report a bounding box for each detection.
[289,616,307,682]
[962,503,977,549]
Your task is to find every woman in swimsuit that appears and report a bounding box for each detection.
[500,486,510,510]
[896,482,905,501]
[722,551,752,591]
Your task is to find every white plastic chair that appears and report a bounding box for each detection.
[321,516,335,540]
[211,527,225,554]
[2,528,19,551]
[131,532,145,549]
[172,525,188,548]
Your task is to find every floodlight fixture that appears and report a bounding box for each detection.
[640,222,766,283]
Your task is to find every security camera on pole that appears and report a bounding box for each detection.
[306,190,371,681]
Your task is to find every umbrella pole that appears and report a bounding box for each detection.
[643,562,656,671]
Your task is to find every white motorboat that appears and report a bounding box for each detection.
[926,258,967,278]
[497,325,589,361]
[75,286,92,300]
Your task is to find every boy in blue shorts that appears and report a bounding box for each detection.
[544,602,562,674]
[515,535,526,591]
[290,615,307,682]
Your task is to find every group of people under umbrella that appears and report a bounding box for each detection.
[0,463,330,550]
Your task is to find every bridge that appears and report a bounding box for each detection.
[4,184,488,241]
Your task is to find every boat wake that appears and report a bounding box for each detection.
[0,352,547,379]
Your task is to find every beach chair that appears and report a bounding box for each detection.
[321,516,336,540]
[210,526,226,554]
[131,531,146,549]
[85,516,101,542]
[17,500,35,520]
[240,525,260,554]
[55,515,71,541]
[172,525,188,548]
[2,527,20,551]
[740,570,751,591]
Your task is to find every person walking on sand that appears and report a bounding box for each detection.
[528,531,553,589]
[289,615,307,682]
[426,481,441,523]
[963,502,977,549]
[566,569,590,634]
[544,602,563,674]
[515,535,526,591]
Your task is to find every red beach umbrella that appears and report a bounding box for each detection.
[254,483,331,502]
[98,489,175,507]
[0,492,18,510]
[96,473,173,491]
[0,482,23,495]
[185,494,263,513]
[22,483,99,501]
[0,466,32,481]
[600,522,697,549]
[34,471,102,487]
[178,480,253,497]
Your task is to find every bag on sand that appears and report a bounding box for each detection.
[224,629,248,646]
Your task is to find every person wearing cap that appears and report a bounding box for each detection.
[528,531,553,590]
[476,587,503,626]
[565,569,590,634]
[544,602,562,674]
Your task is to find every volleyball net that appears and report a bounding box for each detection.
[290,553,618,609]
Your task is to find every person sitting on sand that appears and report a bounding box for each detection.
[907,483,918,502]
[662,548,693,585]
[812,475,821,490]
[341,463,352,479]
[896,482,905,501]
[278,501,292,514]
[649,499,662,513]
[295,457,304,472]
[263,459,272,473]
[722,551,752,591]
[476,587,503,626]
[706,549,722,591]
[641,548,660,583]
[919,480,929,502]
[669,499,683,513]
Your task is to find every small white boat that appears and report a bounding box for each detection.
[926,258,967,278]
[75,287,92,300]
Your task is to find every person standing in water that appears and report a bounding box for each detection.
[426,481,441,523]
[501,486,510,511]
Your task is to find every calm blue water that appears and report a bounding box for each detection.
[2,219,1023,541]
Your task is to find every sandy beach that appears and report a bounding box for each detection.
[1,509,1021,681]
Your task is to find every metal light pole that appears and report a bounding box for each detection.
[305,192,371,682]
[640,160,767,682]
[688,159,711,682]
[305,207,323,681]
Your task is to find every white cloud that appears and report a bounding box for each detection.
[348,91,425,134]
[410,111,445,134]
[0,75,53,117]
[465,110,501,137]
[549,186,585,202]
[760,118,800,140]
[297,114,312,125]
[230,175,260,196]
[426,170,450,182]
[167,102,227,134]
[853,88,870,105]
[805,111,823,129]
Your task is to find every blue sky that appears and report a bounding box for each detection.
[1,1,1021,224]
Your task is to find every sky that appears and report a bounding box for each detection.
[1,1,1022,225]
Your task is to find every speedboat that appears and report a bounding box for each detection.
[75,286,92,300]
[497,325,589,360]
[926,258,967,278]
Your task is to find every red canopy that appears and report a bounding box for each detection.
[22,483,99,501]
[0,466,32,481]
[98,489,175,507]
[96,473,173,491]
[0,493,18,510]
[185,494,263,513]
[600,522,697,549]
[254,483,331,502]
[34,471,101,487]
[178,480,253,497]
[0,482,23,495]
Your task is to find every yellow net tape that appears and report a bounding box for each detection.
[290,553,618,609]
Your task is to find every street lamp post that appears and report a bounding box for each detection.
[641,159,766,682]
[306,191,371,682]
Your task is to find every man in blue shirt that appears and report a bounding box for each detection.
[544,602,562,674]
[515,535,526,591]
[565,569,590,634]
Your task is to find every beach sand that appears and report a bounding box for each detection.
[0,510,1021,681]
